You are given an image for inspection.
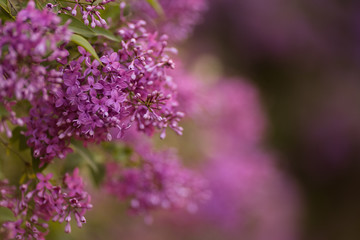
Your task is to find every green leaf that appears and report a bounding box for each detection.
[0,207,16,222]
[60,14,96,38]
[34,0,44,10]
[93,26,120,42]
[10,127,28,151]
[7,0,25,16]
[32,156,48,173]
[0,7,13,21]
[0,0,15,20]
[0,0,7,8]
[99,3,121,20]
[89,162,105,186]
[146,0,164,17]
[93,0,103,5]
[0,104,8,118]
[0,0,8,11]
[70,33,101,62]
[70,141,98,173]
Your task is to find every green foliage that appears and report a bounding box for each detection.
[0,104,9,118]
[93,26,120,42]
[0,207,16,222]
[12,100,32,118]
[92,0,103,5]
[69,140,106,186]
[32,156,48,174]
[70,34,101,62]
[10,127,27,151]
[146,0,164,17]
[60,14,121,42]
[89,161,105,186]
[60,14,97,38]
[0,0,15,20]
[7,0,26,16]
[34,0,45,9]
[98,2,121,20]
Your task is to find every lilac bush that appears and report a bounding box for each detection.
[0,0,209,238]
[0,0,302,239]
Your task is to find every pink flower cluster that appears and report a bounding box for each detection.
[200,152,300,240]
[199,79,266,153]
[59,0,115,28]
[0,169,92,240]
[194,79,301,240]
[25,18,182,164]
[104,144,209,220]
[132,0,207,41]
[0,0,70,138]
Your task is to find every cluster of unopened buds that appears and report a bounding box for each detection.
[58,0,114,28]
[0,169,91,239]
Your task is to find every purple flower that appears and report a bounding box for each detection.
[84,59,101,76]
[60,0,114,28]
[105,90,126,113]
[100,52,120,70]
[36,173,53,191]
[104,143,209,216]
[132,0,208,41]
[81,76,103,96]
[0,0,70,140]
[0,169,92,239]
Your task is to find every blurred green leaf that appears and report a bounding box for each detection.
[93,0,103,5]
[89,162,106,186]
[146,0,164,17]
[0,207,16,222]
[0,7,13,21]
[7,0,25,16]
[70,141,98,173]
[0,0,14,20]
[32,156,48,173]
[0,0,7,9]
[12,100,31,118]
[10,127,27,151]
[60,14,96,38]
[0,104,8,118]
[98,3,121,20]
[93,26,120,42]
[70,34,101,62]
[34,0,45,10]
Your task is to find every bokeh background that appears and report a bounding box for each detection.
[183,0,360,239]
[34,0,360,239]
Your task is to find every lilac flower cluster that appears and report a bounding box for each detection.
[0,0,70,138]
[132,0,207,41]
[199,79,266,152]
[165,61,203,116]
[199,152,301,240]
[104,144,209,220]
[0,0,209,237]
[193,79,301,240]
[59,0,115,28]
[0,169,92,240]
[25,18,182,163]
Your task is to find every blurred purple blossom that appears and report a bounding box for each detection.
[132,0,207,41]
[104,143,210,221]
[0,168,92,240]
